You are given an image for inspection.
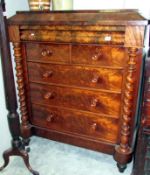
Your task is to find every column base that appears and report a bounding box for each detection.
[114,145,133,173]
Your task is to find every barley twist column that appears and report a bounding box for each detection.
[114,47,138,172]
[13,42,31,141]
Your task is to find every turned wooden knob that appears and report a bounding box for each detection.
[141,118,146,125]
[104,35,112,41]
[46,113,55,122]
[91,98,98,107]
[44,92,55,100]
[91,51,102,61]
[30,32,36,39]
[91,123,97,131]
[91,74,100,83]
[42,71,53,78]
[41,49,53,57]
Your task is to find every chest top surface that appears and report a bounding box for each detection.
[8,9,147,26]
[7,10,148,48]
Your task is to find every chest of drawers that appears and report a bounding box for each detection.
[8,10,148,172]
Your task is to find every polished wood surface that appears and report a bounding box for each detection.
[8,10,147,26]
[8,10,147,172]
[28,62,123,91]
[29,82,121,116]
[13,42,31,138]
[71,45,127,66]
[20,30,125,44]
[31,104,119,143]
[26,43,70,63]
[114,47,139,166]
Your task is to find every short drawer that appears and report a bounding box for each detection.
[28,62,123,91]
[26,43,70,63]
[72,45,127,67]
[29,83,121,116]
[31,104,119,143]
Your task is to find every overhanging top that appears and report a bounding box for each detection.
[8,10,148,26]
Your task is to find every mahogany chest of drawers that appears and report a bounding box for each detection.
[8,10,148,172]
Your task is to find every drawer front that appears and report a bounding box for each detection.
[26,43,70,63]
[31,104,119,143]
[21,30,124,45]
[28,62,123,91]
[72,45,127,67]
[30,83,121,116]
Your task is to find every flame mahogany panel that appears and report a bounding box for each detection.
[26,43,70,63]
[31,104,119,143]
[20,30,125,44]
[27,62,123,91]
[72,45,127,67]
[29,83,121,117]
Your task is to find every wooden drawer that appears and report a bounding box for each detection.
[20,30,124,45]
[31,104,119,143]
[28,62,123,91]
[26,43,70,63]
[29,83,121,116]
[72,45,127,67]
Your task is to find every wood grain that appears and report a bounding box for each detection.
[29,83,121,117]
[27,62,123,91]
[125,26,145,47]
[20,25,125,32]
[117,48,138,154]
[8,25,20,42]
[26,43,70,63]
[72,45,127,67]
[20,30,124,44]
[8,10,147,26]
[31,103,119,143]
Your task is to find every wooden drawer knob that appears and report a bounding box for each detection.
[104,35,112,41]
[46,113,55,122]
[30,32,36,39]
[91,123,97,131]
[92,51,102,61]
[91,98,98,107]
[42,71,53,78]
[91,74,100,83]
[44,92,55,100]
[41,49,53,57]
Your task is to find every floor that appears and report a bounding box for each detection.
[0,136,132,175]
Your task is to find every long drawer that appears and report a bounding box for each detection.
[31,104,119,143]
[21,29,124,45]
[28,62,123,92]
[29,83,121,117]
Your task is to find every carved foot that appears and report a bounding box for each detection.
[0,148,12,171]
[0,147,39,175]
[117,163,127,173]
[19,149,39,175]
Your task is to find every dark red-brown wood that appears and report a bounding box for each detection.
[7,10,148,173]
[0,2,39,175]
